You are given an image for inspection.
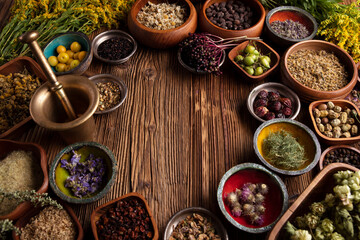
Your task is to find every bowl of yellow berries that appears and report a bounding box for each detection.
[43,31,93,76]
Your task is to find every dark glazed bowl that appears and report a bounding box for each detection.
[13,201,84,240]
[92,30,137,65]
[91,192,159,240]
[217,163,288,233]
[43,31,92,76]
[164,207,228,240]
[319,145,360,170]
[49,142,117,204]
[265,6,318,47]
[199,0,265,39]
[128,0,197,49]
[254,119,321,176]
[0,139,48,220]
[247,82,300,122]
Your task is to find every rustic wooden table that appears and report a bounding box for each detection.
[0,0,357,239]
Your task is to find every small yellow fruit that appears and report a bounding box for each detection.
[55,63,66,72]
[56,45,66,54]
[70,42,81,53]
[73,52,79,60]
[78,51,87,61]
[66,50,74,59]
[57,52,70,63]
[66,58,74,65]
[48,56,58,67]
[70,59,80,69]
[65,65,71,72]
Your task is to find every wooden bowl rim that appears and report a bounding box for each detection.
[129,0,197,34]
[319,145,360,170]
[0,139,49,220]
[90,192,159,240]
[282,40,358,94]
[267,163,359,240]
[12,201,84,240]
[228,39,280,80]
[201,0,265,33]
[308,99,360,143]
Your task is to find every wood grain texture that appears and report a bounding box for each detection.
[0,0,357,239]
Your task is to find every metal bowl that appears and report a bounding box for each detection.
[254,118,321,176]
[163,207,228,240]
[89,74,128,114]
[247,82,301,122]
[92,30,137,65]
[177,48,226,74]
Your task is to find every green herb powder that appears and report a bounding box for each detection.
[262,130,307,170]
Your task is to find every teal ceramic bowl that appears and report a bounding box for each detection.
[43,31,92,76]
[49,142,117,204]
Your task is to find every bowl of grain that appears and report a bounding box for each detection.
[0,139,48,220]
[281,40,358,102]
[127,0,197,49]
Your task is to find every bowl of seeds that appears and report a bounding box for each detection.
[319,145,360,170]
[89,74,128,114]
[128,0,197,49]
[281,40,358,102]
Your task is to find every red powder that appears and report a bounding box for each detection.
[222,169,283,228]
[270,10,313,31]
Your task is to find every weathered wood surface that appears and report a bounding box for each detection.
[0,0,356,239]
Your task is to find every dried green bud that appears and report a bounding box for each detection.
[295,216,308,229]
[324,193,336,208]
[310,202,326,216]
[321,218,335,233]
[305,213,320,229]
[329,232,345,240]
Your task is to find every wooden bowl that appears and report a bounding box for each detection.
[12,202,83,240]
[253,119,321,176]
[228,40,280,82]
[0,57,47,139]
[309,100,360,145]
[319,145,360,170]
[198,0,265,39]
[91,192,159,240]
[267,163,358,240]
[0,139,48,220]
[281,40,358,102]
[264,6,317,47]
[127,0,197,49]
[217,163,288,233]
[49,141,117,204]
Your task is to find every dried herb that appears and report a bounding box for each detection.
[262,130,307,170]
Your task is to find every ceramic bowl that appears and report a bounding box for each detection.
[91,192,159,240]
[177,48,226,74]
[281,40,359,102]
[127,0,197,49]
[43,31,92,76]
[13,201,84,240]
[264,6,317,47]
[89,74,128,114]
[0,139,48,220]
[0,56,46,139]
[267,163,358,240]
[164,207,228,239]
[254,119,321,176]
[228,40,280,82]
[49,142,117,204]
[309,99,360,145]
[217,163,288,233]
[92,30,137,65]
[198,0,265,39]
[319,145,360,170]
[247,82,301,122]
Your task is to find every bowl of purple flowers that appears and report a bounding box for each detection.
[49,141,117,204]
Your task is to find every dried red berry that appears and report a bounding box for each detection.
[256,90,268,99]
[268,92,280,102]
[254,98,268,108]
[268,101,282,112]
[255,106,269,118]
[264,112,275,120]
[280,97,292,108]
[282,107,292,116]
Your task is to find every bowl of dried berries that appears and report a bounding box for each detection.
[49,141,117,204]
[319,145,360,170]
[309,100,360,145]
[164,207,228,240]
[264,6,317,47]
[217,163,288,233]
[254,119,321,176]
[281,40,358,102]
[92,30,137,65]
[247,82,300,122]
[127,0,197,49]
[91,192,158,240]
